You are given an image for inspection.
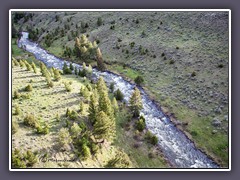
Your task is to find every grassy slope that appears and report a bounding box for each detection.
[13,11,229,167]
[11,45,169,168]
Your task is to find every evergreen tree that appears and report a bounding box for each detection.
[112,97,119,114]
[93,111,116,142]
[114,89,124,101]
[104,150,132,168]
[109,82,114,93]
[97,17,103,26]
[70,122,82,139]
[69,63,74,71]
[96,77,114,119]
[96,48,106,71]
[31,62,37,73]
[79,101,84,113]
[129,87,143,117]
[134,75,144,86]
[88,93,98,125]
[13,90,20,99]
[57,128,72,148]
[81,143,91,160]
[25,61,32,71]
[66,108,70,117]
[62,62,72,74]
[53,68,61,81]
[75,37,81,57]
[80,34,88,47]
[87,64,93,76]
[96,76,108,94]
[74,66,78,75]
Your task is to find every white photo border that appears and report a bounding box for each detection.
[9,9,231,171]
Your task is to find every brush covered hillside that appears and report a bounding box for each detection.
[12,11,229,167]
[11,41,169,168]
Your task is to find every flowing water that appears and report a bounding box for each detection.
[18,32,219,168]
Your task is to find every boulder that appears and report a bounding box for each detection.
[212,118,221,127]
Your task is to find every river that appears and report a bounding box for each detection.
[17,32,219,168]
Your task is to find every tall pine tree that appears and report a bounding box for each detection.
[129,87,143,117]
[93,111,116,142]
[96,48,106,71]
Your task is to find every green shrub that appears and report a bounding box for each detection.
[12,121,19,134]
[12,149,37,168]
[70,122,82,138]
[109,82,114,92]
[24,84,33,92]
[21,93,31,99]
[23,114,39,128]
[114,89,124,101]
[135,117,146,132]
[81,143,91,160]
[36,123,49,135]
[55,113,60,122]
[14,105,21,115]
[151,135,158,145]
[169,59,175,64]
[69,110,78,120]
[104,149,132,168]
[129,42,135,48]
[134,76,144,86]
[13,90,20,99]
[24,150,38,167]
[57,128,72,148]
[218,64,224,68]
[145,130,158,145]
[191,71,196,77]
[64,82,72,92]
[90,142,99,155]
[79,101,84,113]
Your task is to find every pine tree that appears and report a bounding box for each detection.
[88,93,98,125]
[96,48,106,71]
[74,66,78,75]
[96,76,108,94]
[57,128,72,148]
[25,61,32,71]
[81,143,91,160]
[79,101,84,113]
[66,108,70,117]
[129,87,143,117]
[104,149,132,168]
[70,63,74,71]
[75,37,81,57]
[70,122,82,139]
[63,62,71,74]
[112,97,119,114]
[80,34,88,47]
[93,111,116,142]
[13,90,20,99]
[87,64,93,76]
[31,62,37,73]
[97,17,103,26]
[96,77,114,119]
[53,68,61,81]
[114,89,124,101]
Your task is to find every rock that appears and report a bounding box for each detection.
[224,115,228,121]
[212,118,221,127]
[214,107,222,114]
[212,130,218,134]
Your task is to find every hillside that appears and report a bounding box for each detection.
[11,42,169,168]
[12,11,229,167]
